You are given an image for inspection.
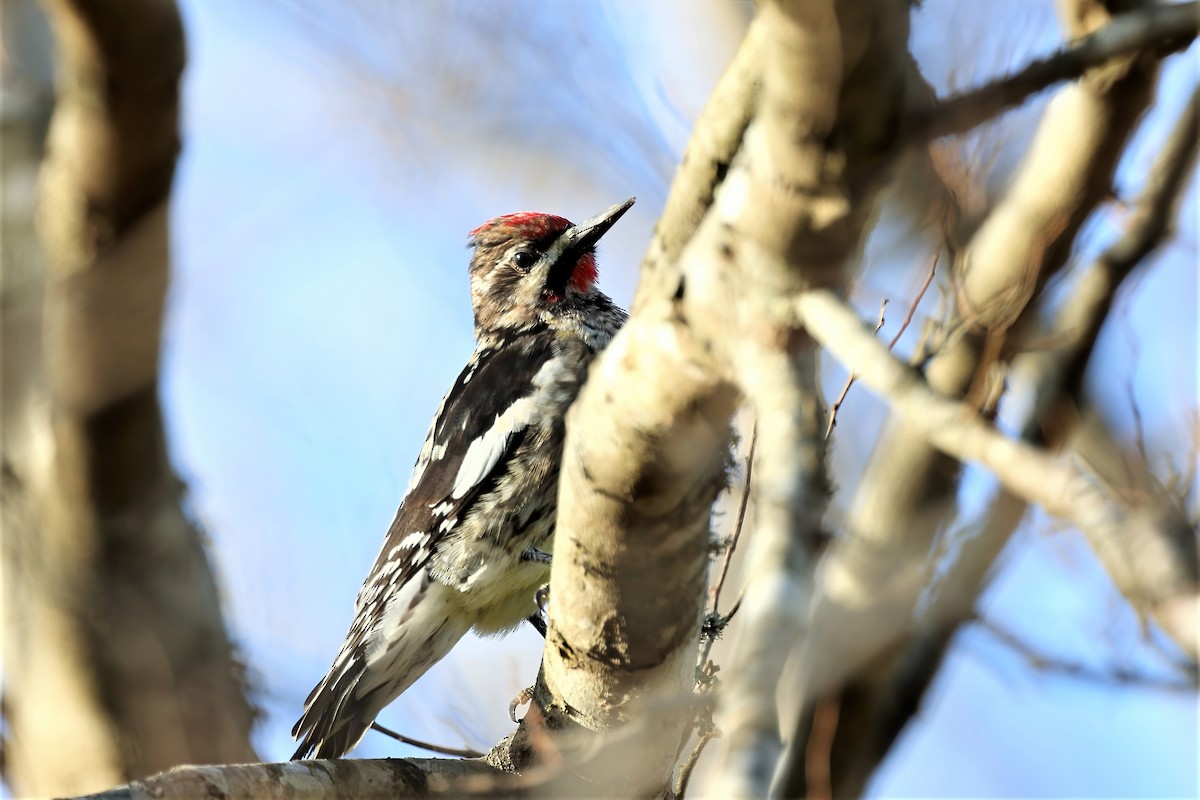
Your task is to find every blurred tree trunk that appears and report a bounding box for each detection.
[1,0,258,796]
[32,1,1199,798]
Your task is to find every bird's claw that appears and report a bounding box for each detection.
[521,548,552,565]
[509,685,535,723]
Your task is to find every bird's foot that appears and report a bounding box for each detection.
[521,547,552,565]
[526,612,547,638]
[526,583,551,637]
[509,685,535,723]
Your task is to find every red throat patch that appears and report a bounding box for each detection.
[570,252,598,293]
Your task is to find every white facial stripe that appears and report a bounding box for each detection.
[541,233,572,270]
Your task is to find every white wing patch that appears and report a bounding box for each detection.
[394,532,430,552]
[448,355,571,500]
[450,396,534,499]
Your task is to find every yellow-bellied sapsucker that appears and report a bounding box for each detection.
[291,198,634,759]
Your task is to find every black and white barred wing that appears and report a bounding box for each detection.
[291,331,556,759]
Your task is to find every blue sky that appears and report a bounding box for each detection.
[163,1,1197,795]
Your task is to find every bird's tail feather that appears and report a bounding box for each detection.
[291,581,470,759]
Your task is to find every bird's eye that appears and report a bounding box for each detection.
[513,250,537,271]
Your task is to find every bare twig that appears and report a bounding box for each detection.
[683,446,760,795]
[674,722,720,799]
[370,722,483,759]
[1123,332,1152,468]
[802,694,841,800]
[795,287,1199,661]
[903,2,1198,146]
[975,616,1198,693]
[887,255,939,352]
[709,428,757,617]
[826,255,939,438]
[698,427,758,675]
[826,301,887,439]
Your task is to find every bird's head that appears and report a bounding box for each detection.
[466,198,634,335]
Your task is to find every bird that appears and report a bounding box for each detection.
[291,197,635,760]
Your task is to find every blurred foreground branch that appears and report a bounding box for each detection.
[903,1,1197,147]
[46,1,1199,799]
[779,0,1181,792]
[74,759,511,800]
[2,0,257,795]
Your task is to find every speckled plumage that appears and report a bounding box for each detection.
[291,199,633,760]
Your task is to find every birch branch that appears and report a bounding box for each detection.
[795,288,1199,661]
[4,1,257,795]
[928,81,1200,658]
[902,1,1197,147]
[633,14,764,311]
[699,0,842,793]
[70,759,513,800]
[703,0,912,794]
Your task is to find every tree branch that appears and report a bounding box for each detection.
[70,759,514,800]
[3,1,257,795]
[794,287,1199,661]
[973,616,1198,694]
[530,292,737,796]
[903,1,1197,147]
[780,1,1170,792]
[700,0,913,794]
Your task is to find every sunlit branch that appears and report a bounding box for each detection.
[906,2,1198,145]
[71,759,508,800]
[795,288,1199,660]
[974,616,1199,694]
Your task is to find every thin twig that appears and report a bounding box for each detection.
[697,428,757,674]
[826,255,938,439]
[802,694,841,800]
[1123,330,1152,468]
[680,429,758,786]
[709,426,758,616]
[724,595,743,625]
[369,722,483,759]
[905,3,1197,146]
[974,617,1198,693]
[826,301,887,439]
[674,722,720,799]
[888,255,939,351]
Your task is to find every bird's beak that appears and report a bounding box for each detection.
[563,197,636,252]
[545,197,635,295]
